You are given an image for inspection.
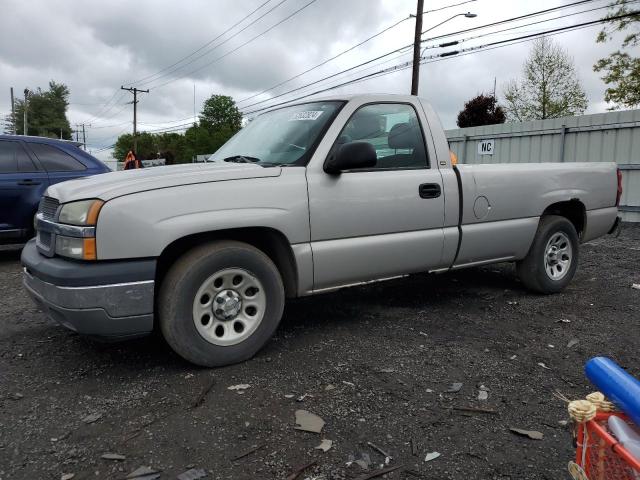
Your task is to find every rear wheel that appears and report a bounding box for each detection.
[159,241,285,367]
[516,215,579,294]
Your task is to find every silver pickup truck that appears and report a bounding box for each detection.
[21,94,621,366]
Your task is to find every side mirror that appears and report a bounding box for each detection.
[324,141,377,174]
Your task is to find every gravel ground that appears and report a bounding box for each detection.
[0,225,639,480]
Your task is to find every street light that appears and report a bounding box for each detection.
[411,11,478,95]
[421,12,477,55]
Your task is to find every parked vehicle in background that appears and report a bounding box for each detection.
[21,95,621,367]
[0,135,110,244]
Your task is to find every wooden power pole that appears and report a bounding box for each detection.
[411,0,425,95]
[75,123,91,150]
[120,86,149,154]
[10,87,16,135]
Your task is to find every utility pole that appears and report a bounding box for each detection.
[10,87,16,135]
[411,0,425,95]
[75,123,91,150]
[23,88,29,135]
[121,86,149,154]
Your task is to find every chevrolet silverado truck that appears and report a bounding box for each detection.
[21,95,622,367]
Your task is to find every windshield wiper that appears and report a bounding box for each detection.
[223,155,261,163]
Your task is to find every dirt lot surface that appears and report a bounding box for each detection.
[1,225,638,480]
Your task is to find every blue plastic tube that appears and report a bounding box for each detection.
[585,357,640,427]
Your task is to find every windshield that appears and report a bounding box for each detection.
[209,101,343,166]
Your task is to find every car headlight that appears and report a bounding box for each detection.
[58,199,104,226]
[54,199,103,260]
[55,236,97,260]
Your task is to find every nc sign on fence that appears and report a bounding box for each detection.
[477,139,495,155]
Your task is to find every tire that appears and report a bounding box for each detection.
[159,240,285,367]
[516,215,579,294]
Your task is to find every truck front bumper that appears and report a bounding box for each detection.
[21,239,156,339]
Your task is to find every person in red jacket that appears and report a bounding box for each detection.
[124,150,143,170]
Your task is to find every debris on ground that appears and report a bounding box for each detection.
[477,385,489,401]
[567,338,580,348]
[324,384,335,391]
[315,439,333,452]
[367,441,392,463]
[101,453,126,460]
[227,384,250,393]
[125,466,162,479]
[510,355,517,360]
[446,383,463,393]
[424,452,441,462]
[81,412,102,424]
[294,410,325,433]
[537,362,551,370]
[285,394,295,399]
[177,468,207,480]
[510,428,544,440]
[353,464,403,480]
[285,460,316,480]
[297,393,313,402]
[453,406,498,415]
[231,443,266,461]
[60,474,75,480]
[556,318,571,323]
[631,283,640,290]
[347,453,372,470]
[342,381,356,387]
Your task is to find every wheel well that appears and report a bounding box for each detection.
[156,228,299,299]
[542,200,586,236]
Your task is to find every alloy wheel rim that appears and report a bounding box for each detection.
[544,232,572,281]
[192,268,266,346]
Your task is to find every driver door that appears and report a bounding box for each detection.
[306,101,446,291]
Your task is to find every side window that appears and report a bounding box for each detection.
[0,141,17,173]
[29,143,87,172]
[17,144,38,172]
[336,103,428,169]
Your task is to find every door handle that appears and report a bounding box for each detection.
[419,183,441,199]
[17,180,41,186]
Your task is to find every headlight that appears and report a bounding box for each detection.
[55,236,97,260]
[58,199,104,226]
[54,199,103,260]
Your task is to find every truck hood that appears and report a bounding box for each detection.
[46,162,282,203]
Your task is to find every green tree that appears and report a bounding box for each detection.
[593,1,640,109]
[14,81,73,138]
[504,38,588,121]
[2,113,16,135]
[456,94,506,128]
[199,95,242,132]
[113,94,242,164]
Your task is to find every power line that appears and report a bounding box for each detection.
[419,0,637,51]
[134,0,292,88]
[423,0,477,14]
[85,1,281,124]
[241,10,639,116]
[236,14,412,104]
[147,0,319,90]
[236,0,484,105]
[238,0,618,113]
[422,0,600,38]
[124,0,275,86]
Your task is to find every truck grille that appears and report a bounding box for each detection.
[39,197,59,220]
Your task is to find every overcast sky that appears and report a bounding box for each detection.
[0,0,629,160]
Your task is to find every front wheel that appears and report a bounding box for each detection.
[159,240,285,367]
[516,215,579,294]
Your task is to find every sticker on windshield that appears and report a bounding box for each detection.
[289,110,324,121]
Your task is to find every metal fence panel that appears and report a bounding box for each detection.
[446,109,640,222]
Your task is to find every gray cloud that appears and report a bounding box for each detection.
[0,0,630,158]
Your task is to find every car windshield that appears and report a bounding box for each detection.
[208,101,343,166]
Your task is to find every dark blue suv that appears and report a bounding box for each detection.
[0,135,110,244]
